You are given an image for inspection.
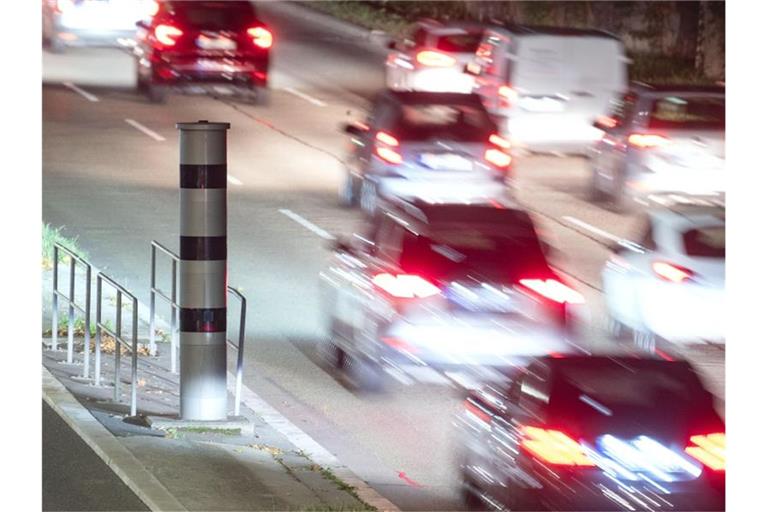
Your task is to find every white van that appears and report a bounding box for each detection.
[467,26,629,154]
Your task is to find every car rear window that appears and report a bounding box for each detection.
[683,226,725,258]
[393,104,495,142]
[648,96,725,130]
[436,33,482,53]
[168,1,256,29]
[398,224,547,281]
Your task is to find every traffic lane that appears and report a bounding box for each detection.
[43,401,149,512]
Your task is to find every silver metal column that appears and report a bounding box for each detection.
[177,120,230,421]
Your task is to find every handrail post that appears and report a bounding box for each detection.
[234,294,246,417]
[131,298,138,417]
[114,291,122,403]
[149,245,157,357]
[67,257,76,364]
[51,245,59,352]
[171,258,178,374]
[95,276,102,387]
[82,265,92,379]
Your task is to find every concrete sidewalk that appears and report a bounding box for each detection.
[42,335,383,512]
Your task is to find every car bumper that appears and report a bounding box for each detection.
[505,116,604,154]
[377,175,509,204]
[52,28,136,47]
[626,164,725,198]
[639,283,725,343]
[407,68,476,93]
[149,56,269,87]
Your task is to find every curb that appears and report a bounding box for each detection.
[42,366,186,512]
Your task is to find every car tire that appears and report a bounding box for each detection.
[339,171,361,207]
[247,86,270,106]
[146,83,167,104]
[506,483,543,511]
[460,481,486,511]
[609,166,630,213]
[347,355,385,393]
[360,179,379,217]
[588,165,607,202]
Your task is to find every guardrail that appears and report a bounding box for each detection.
[149,240,179,372]
[149,240,248,416]
[95,272,139,417]
[51,243,92,379]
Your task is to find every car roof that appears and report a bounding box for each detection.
[378,90,485,106]
[490,24,620,40]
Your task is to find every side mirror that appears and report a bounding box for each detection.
[386,40,397,50]
[136,20,149,29]
[342,123,360,136]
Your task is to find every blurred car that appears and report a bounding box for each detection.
[132,0,272,104]
[589,85,725,212]
[602,202,725,349]
[385,19,486,93]
[43,0,155,52]
[319,198,586,391]
[466,25,629,154]
[340,91,513,216]
[457,355,725,511]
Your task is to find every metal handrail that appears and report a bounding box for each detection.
[149,240,179,372]
[227,287,247,416]
[95,272,139,417]
[51,243,92,379]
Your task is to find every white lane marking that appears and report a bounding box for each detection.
[562,216,623,243]
[384,366,414,386]
[63,81,99,102]
[227,175,243,186]
[226,370,401,512]
[279,209,335,240]
[125,119,166,142]
[283,87,328,107]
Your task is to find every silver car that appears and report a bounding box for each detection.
[319,198,586,392]
[340,91,514,217]
[589,84,725,212]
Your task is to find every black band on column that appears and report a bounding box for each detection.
[180,164,227,189]
[179,308,227,332]
[180,236,227,260]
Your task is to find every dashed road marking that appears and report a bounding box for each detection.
[63,82,99,102]
[283,87,328,107]
[279,209,335,240]
[227,175,243,186]
[125,119,166,141]
[562,216,623,243]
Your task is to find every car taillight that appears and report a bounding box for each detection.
[652,261,694,283]
[247,26,273,49]
[685,432,725,471]
[416,50,456,67]
[499,85,518,108]
[518,278,585,304]
[374,131,403,165]
[147,0,159,17]
[520,426,596,467]
[484,133,513,168]
[372,273,441,299]
[628,133,671,149]
[154,24,183,47]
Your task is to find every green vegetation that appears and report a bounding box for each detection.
[299,1,410,37]
[164,426,240,438]
[42,223,88,269]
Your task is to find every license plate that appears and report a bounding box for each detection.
[196,35,236,50]
[419,153,473,171]
[195,59,233,72]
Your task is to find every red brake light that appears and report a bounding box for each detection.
[628,133,671,149]
[247,26,273,49]
[652,261,693,283]
[489,133,511,149]
[375,131,399,147]
[520,426,596,467]
[154,24,183,46]
[499,85,518,108]
[416,50,456,67]
[372,273,440,299]
[484,148,512,168]
[685,433,725,471]
[518,278,584,304]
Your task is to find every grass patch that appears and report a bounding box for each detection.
[628,52,711,85]
[164,426,240,438]
[42,223,88,270]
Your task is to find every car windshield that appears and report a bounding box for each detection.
[168,1,256,29]
[683,225,725,258]
[399,224,546,281]
[648,96,725,130]
[393,103,495,142]
[436,33,482,53]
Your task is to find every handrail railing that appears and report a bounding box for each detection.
[95,272,139,417]
[149,240,179,372]
[51,243,92,379]
[227,287,247,416]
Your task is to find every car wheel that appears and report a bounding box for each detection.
[588,164,607,202]
[247,86,270,106]
[507,483,544,511]
[146,83,167,104]
[609,166,631,213]
[360,179,379,217]
[339,171,361,207]
[460,481,486,511]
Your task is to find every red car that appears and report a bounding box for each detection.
[133,0,272,104]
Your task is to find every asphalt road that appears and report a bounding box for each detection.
[41,3,724,510]
[43,401,149,512]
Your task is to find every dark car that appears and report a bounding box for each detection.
[457,355,725,511]
[133,0,272,104]
[320,197,586,391]
[340,91,514,216]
